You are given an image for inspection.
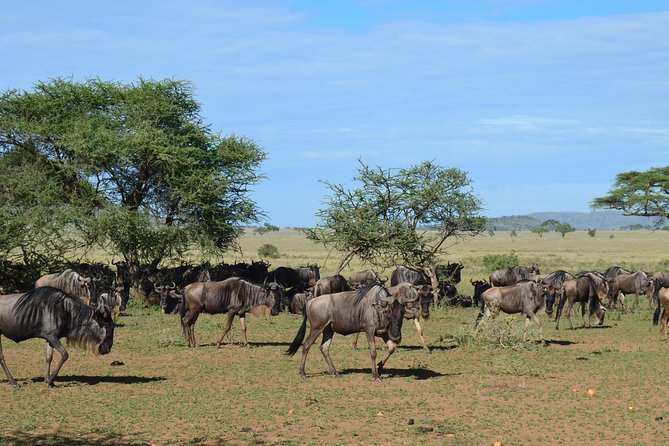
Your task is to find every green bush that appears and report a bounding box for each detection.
[482,252,519,272]
[257,243,280,258]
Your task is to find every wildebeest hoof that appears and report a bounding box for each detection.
[12,383,20,389]
[374,376,383,382]
[47,381,55,388]
[424,349,432,354]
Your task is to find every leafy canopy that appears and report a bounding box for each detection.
[592,166,669,225]
[306,160,486,271]
[0,77,265,268]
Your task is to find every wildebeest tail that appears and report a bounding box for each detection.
[475,292,486,324]
[653,293,661,325]
[179,293,187,320]
[286,308,308,356]
[556,286,567,319]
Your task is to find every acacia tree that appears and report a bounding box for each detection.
[0,78,265,298]
[306,161,486,275]
[592,166,669,225]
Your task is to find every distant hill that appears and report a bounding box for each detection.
[486,211,658,231]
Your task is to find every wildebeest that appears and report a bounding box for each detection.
[296,264,320,287]
[489,265,540,287]
[538,270,575,307]
[286,283,418,381]
[606,271,653,311]
[652,288,669,342]
[352,283,435,353]
[0,287,115,388]
[391,265,434,287]
[650,271,669,300]
[35,269,97,306]
[349,269,384,289]
[470,279,492,307]
[313,275,350,297]
[600,266,632,279]
[475,280,552,341]
[289,289,313,314]
[555,275,607,330]
[180,278,280,348]
[155,282,182,314]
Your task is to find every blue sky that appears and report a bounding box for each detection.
[1,1,668,226]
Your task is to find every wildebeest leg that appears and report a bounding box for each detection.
[44,343,54,383]
[319,325,339,377]
[618,292,627,313]
[351,332,360,349]
[377,337,398,376]
[565,300,575,330]
[581,302,588,328]
[365,331,383,381]
[43,336,69,387]
[181,310,200,347]
[216,312,237,348]
[414,318,430,353]
[0,336,19,388]
[299,324,325,378]
[238,316,250,348]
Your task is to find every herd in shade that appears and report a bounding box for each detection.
[1,259,669,387]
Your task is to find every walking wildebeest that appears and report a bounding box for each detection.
[352,283,434,353]
[606,271,653,311]
[489,265,540,287]
[555,275,607,330]
[652,288,669,342]
[286,283,418,381]
[0,287,115,388]
[313,275,350,297]
[35,269,97,306]
[180,278,281,348]
[349,270,384,289]
[475,280,552,341]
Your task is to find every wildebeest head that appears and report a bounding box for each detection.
[91,300,115,355]
[372,287,406,343]
[542,284,558,315]
[156,282,180,314]
[590,299,607,326]
[264,282,282,316]
[416,285,434,319]
[471,279,492,305]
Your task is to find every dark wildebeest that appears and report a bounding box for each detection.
[313,275,351,297]
[35,269,97,306]
[349,270,385,289]
[0,287,115,388]
[475,280,553,341]
[289,289,313,315]
[265,267,301,289]
[555,275,607,330]
[155,282,182,314]
[606,271,653,311]
[352,283,435,353]
[180,278,281,348]
[538,270,575,309]
[286,283,418,381]
[489,265,540,287]
[652,288,669,342]
[470,279,492,307]
[391,265,434,287]
[296,264,320,287]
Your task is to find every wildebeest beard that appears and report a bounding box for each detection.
[382,299,404,343]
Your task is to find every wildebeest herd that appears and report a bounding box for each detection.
[1,259,669,387]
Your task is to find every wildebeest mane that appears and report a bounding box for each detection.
[221,278,271,314]
[352,283,386,305]
[35,269,93,302]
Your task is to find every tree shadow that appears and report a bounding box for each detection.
[0,432,146,446]
[29,375,166,386]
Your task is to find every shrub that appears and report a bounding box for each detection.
[482,252,519,272]
[257,243,280,258]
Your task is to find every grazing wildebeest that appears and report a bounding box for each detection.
[180,278,280,348]
[555,275,607,330]
[606,271,653,311]
[35,269,97,306]
[652,288,669,342]
[489,265,540,287]
[313,275,351,297]
[286,283,418,381]
[0,287,115,388]
[471,279,492,307]
[475,280,552,341]
[349,270,385,289]
[289,289,313,314]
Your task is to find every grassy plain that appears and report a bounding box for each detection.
[1,229,669,445]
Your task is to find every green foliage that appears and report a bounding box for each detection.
[587,229,597,237]
[592,166,669,226]
[0,77,265,278]
[257,243,280,258]
[306,160,486,271]
[540,219,561,231]
[555,223,576,238]
[510,230,517,237]
[482,252,519,272]
[253,223,280,235]
[531,225,548,238]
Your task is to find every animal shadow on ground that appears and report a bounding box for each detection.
[197,341,291,348]
[339,367,449,380]
[401,344,458,352]
[0,432,144,446]
[28,375,166,386]
[542,339,578,346]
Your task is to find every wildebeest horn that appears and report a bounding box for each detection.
[154,282,161,291]
[168,282,176,290]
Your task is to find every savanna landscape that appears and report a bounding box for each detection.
[1,229,668,446]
